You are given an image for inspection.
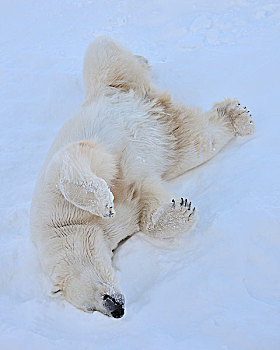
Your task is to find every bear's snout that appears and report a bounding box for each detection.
[103,294,125,318]
[111,305,124,318]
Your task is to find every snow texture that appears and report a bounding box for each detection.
[1,0,280,349]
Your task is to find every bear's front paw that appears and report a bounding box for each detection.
[214,98,255,137]
[148,197,198,239]
[60,175,115,218]
[86,178,115,218]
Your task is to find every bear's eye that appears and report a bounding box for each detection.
[52,289,62,294]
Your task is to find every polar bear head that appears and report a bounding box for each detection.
[50,226,125,318]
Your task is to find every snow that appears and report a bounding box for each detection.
[1,0,280,349]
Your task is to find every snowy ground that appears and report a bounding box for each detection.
[1,0,280,349]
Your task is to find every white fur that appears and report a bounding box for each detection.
[30,37,254,317]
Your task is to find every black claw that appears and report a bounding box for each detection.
[244,106,246,109]
[238,103,240,105]
[193,207,196,213]
[171,199,175,207]
[180,198,184,206]
[184,199,188,207]
[188,201,191,210]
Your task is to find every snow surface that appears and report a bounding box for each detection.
[1,0,280,349]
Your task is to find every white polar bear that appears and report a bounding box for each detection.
[30,37,254,318]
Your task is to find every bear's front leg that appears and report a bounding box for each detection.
[48,140,117,218]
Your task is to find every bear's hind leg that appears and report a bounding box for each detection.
[83,37,152,104]
[163,98,255,180]
[134,55,151,71]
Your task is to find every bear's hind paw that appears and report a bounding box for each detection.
[214,99,255,137]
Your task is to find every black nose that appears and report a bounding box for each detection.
[111,305,124,318]
[103,294,125,318]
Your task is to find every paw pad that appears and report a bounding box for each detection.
[229,102,255,136]
[171,198,196,221]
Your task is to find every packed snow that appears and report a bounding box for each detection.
[1,0,280,349]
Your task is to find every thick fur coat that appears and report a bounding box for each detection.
[30,37,254,318]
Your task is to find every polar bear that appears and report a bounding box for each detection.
[30,37,254,318]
